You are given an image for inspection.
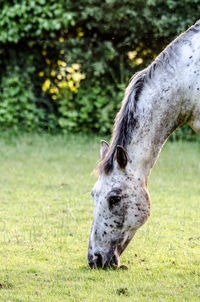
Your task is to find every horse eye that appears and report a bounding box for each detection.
[108,196,121,206]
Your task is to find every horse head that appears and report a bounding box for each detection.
[87,140,150,268]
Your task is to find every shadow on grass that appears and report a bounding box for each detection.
[78,265,128,273]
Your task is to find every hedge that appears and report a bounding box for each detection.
[0,0,199,137]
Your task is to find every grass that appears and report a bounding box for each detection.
[0,133,199,302]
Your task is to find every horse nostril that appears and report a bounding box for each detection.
[88,261,95,268]
[94,252,103,268]
[88,252,104,268]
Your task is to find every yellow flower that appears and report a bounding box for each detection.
[68,81,77,92]
[45,58,51,65]
[60,68,66,77]
[59,37,64,42]
[38,71,44,77]
[60,49,64,55]
[42,79,51,91]
[58,80,68,88]
[51,70,56,77]
[70,85,77,92]
[57,60,66,67]
[72,63,80,70]
[81,73,86,80]
[72,72,83,82]
[78,32,84,38]
[52,95,57,100]
[50,86,59,94]
[135,58,143,65]
[77,28,84,38]
[68,80,74,87]
[127,51,137,60]
[42,50,47,56]
[66,66,74,73]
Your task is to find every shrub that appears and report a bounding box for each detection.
[0,64,44,131]
[0,0,200,138]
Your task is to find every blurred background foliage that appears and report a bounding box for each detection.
[0,0,200,137]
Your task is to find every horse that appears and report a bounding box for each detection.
[87,20,200,268]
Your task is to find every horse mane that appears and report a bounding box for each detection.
[98,50,174,175]
[98,68,147,174]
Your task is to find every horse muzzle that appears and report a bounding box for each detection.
[88,250,119,269]
[87,231,136,268]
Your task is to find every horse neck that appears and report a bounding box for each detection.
[126,76,188,184]
[114,23,200,183]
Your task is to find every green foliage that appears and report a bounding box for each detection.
[58,80,125,133]
[0,0,200,136]
[0,64,44,130]
[0,0,74,43]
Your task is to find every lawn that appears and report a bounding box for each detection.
[0,133,199,302]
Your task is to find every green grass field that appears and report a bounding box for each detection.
[0,133,199,302]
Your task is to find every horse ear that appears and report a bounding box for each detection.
[100,140,109,159]
[116,145,128,169]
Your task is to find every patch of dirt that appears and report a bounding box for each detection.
[116,287,130,296]
[0,281,13,289]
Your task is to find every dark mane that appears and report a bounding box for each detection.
[98,68,147,174]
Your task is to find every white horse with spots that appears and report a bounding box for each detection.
[88,20,200,268]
